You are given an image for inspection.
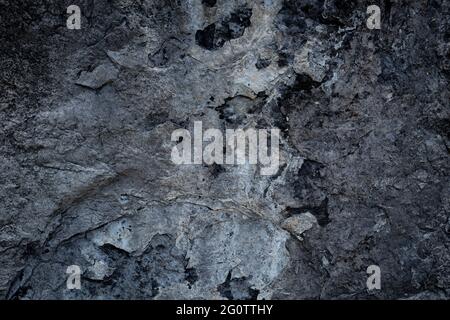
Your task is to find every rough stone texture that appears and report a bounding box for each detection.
[0,0,449,300]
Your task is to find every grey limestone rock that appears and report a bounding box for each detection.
[0,0,449,300]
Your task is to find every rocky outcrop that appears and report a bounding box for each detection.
[0,0,449,300]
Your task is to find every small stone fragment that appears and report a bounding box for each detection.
[75,63,119,89]
[281,212,318,241]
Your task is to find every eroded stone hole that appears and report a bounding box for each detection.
[195,7,252,50]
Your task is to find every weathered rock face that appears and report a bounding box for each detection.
[0,0,449,300]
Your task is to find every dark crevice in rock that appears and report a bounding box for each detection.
[298,159,325,179]
[384,0,393,25]
[195,7,252,50]
[217,271,233,299]
[275,0,360,42]
[291,160,330,226]
[255,57,272,70]
[291,74,322,94]
[217,271,259,300]
[195,23,217,50]
[321,0,358,27]
[184,267,198,288]
[274,73,324,134]
[225,8,253,39]
[209,163,226,178]
[216,97,237,123]
[202,0,217,8]
[277,51,294,67]
[101,243,131,258]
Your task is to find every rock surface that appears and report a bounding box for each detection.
[0,0,449,300]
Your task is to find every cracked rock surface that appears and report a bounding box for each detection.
[0,0,449,300]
